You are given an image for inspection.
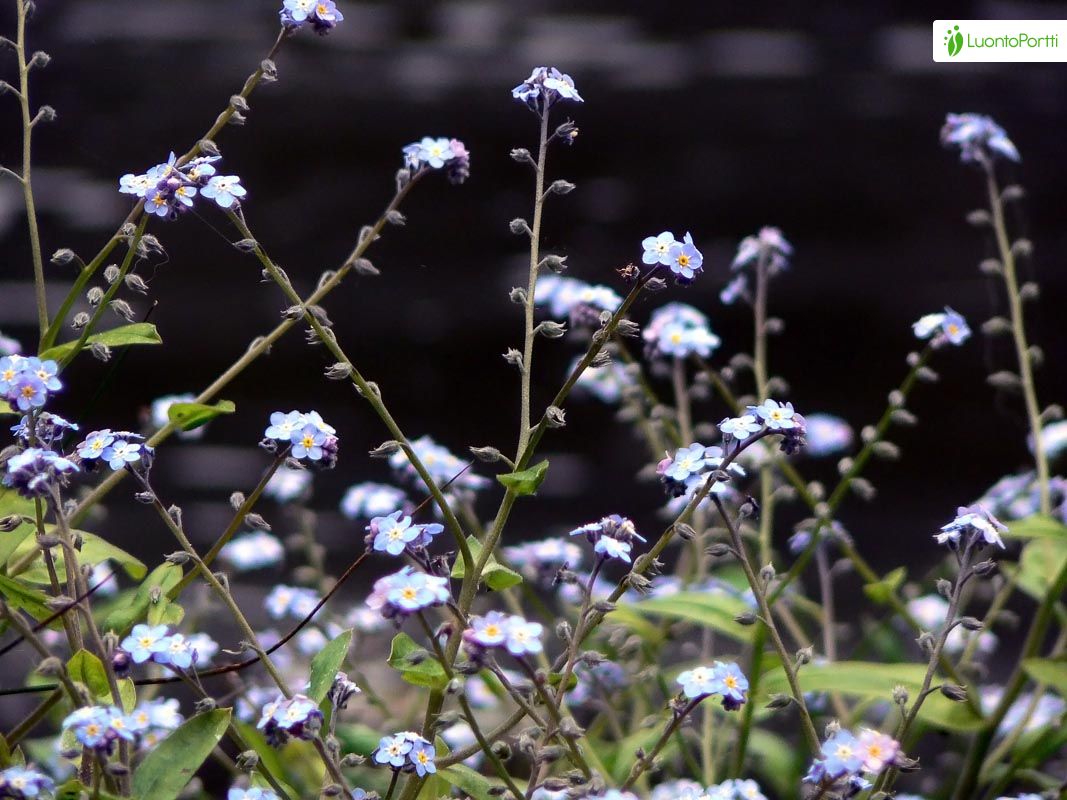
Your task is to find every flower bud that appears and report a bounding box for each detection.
[965,209,991,227]
[548,179,576,195]
[510,148,533,164]
[545,406,566,428]
[503,348,524,369]
[536,321,567,339]
[469,446,503,463]
[509,218,531,235]
[538,254,567,273]
[369,440,400,458]
[940,683,968,702]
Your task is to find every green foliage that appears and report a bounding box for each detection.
[613,591,758,644]
[167,399,236,431]
[131,708,230,800]
[103,562,184,633]
[451,536,523,590]
[863,566,906,605]
[39,322,161,362]
[308,628,353,703]
[1022,657,1067,697]
[11,530,147,584]
[388,632,448,690]
[496,459,549,496]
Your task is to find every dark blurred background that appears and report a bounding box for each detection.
[1,1,1066,620]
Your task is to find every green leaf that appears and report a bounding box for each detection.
[1003,514,1067,541]
[546,671,578,691]
[388,632,448,690]
[440,764,502,800]
[0,490,35,566]
[12,530,146,583]
[309,629,353,703]
[40,322,162,362]
[103,562,183,633]
[0,573,51,621]
[863,566,907,605]
[132,708,230,800]
[614,591,757,644]
[1014,537,1067,602]
[496,460,549,496]
[759,661,984,731]
[749,728,802,797]
[118,678,137,713]
[0,400,15,417]
[451,536,523,590]
[68,649,111,702]
[167,399,236,432]
[1022,657,1067,697]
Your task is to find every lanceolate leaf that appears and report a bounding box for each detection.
[309,629,353,703]
[39,322,162,362]
[167,399,236,431]
[132,708,230,800]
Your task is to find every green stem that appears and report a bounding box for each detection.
[516,110,551,461]
[983,162,1050,514]
[15,0,48,342]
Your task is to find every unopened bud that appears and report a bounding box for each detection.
[548,179,576,195]
[538,254,567,273]
[545,406,566,428]
[509,218,531,235]
[940,683,968,702]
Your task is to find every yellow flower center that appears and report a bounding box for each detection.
[485,624,501,637]
[677,254,690,267]
[302,435,315,448]
[21,385,35,398]
[724,675,738,689]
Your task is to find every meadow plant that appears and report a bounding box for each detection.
[0,4,1064,800]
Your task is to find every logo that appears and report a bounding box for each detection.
[945,24,964,56]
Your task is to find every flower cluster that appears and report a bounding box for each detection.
[0,355,60,413]
[62,704,151,752]
[77,429,154,472]
[11,411,78,449]
[641,231,704,284]
[941,113,1020,164]
[389,435,488,493]
[463,611,544,657]
[367,510,443,555]
[0,765,54,799]
[229,788,280,800]
[341,481,408,519]
[572,358,634,404]
[263,410,339,467]
[366,566,450,620]
[3,447,78,497]
[677,661,749,710]
[912,306,971,348]
[265,584,320,619]
[128,698,184,750]
[373,731,437,776]
[512,66,583,111]
[657,443,746,499]
[402,137,471,184]
[722,227,792,305]
[643,303,720,359]
[804,727,902,789]
[120,624,216,670]
[120,152,245,219]
[569,514,646,563]
[650,778,768,800]
[935,504,1007,549]
[720,399,807,454]
[279,0,344,33]
[220,531,286,571]
[257,693,323,746]
[502,537,582,584]
[535,275,623,328]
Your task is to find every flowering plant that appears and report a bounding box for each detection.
[0,5,1062,800]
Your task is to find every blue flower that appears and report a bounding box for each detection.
[154,633,195,669]
[101,438,144,470]
[819,729,864,779]
[594,536,632,562]
[417,137,453,169]
[0,355,25,394]
[503,616,543,656]
[10,374,46,411]
[667,232,703,284]
[719,414,761,441]
[341,482,408,519]
[912,306,970,347]
[62,706,134,751]
[512,66,583,110]
[291,423,327,461]
[709,662,749,710]
[265,585,320,619]
[265,410,307,441]
[733,227,792,274]
[374,732,414,768]
[804,414,854,457]
[78,429,116,461]
[408,737,437,776]
[643,303,720,360]
[3,448,79,497]
[281,0,344,33]
[464,611,510,649]
[677,665,716,699]
[122,624,171,664]
[641,231,677,266]
[370,511,419,555]
[941,113,1020,164]
[664,444,709,482]
[752,399,796,430]
[201,175,247,209]
[936,505,1006,549]
[367,567,450,620]
[25,357,60,391]
[221,531,285,571]
[229,788,280,800]
[257,694,323,745]
[0,765,55,798]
